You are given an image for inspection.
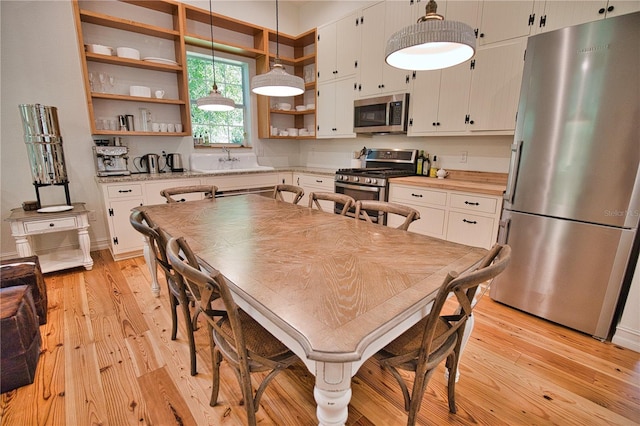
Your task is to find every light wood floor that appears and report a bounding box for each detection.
[1,249,638,425]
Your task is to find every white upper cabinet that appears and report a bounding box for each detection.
[467,37,527,132]
[316,78,357,138]
[357,1,414,97]
[476,0,536,45]
[533,1,640,34]
[317,11,361,83]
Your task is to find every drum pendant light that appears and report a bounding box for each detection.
[196,0,235,111]
[251,0,304,96]
[385,0,476,71]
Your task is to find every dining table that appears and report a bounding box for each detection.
[136,194,488,425]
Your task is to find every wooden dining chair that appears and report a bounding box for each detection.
[129,210,199,376]
[308,192,355,215]
[273,184,304,205]
[375,244,511,426]
[354,200,420,231]
[166,236,299,426]
[160,185,218,203]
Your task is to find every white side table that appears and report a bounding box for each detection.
[6,203,93,273]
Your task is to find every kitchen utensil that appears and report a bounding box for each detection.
[160,123,168,132]
[154,90,165,99]
[166,153,184,172]
[295,105,306,111]
[175,123,183,133]
[167,123,175,132]
[125,115,135,131]
[116,47,140,60]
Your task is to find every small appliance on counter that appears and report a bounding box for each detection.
[93,141,130,177]
[133,153,160,174]
[165,153,183,172]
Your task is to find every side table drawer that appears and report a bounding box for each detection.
[25,217,78,233]
[107,184,143,199]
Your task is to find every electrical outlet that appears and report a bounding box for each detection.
[460,151,468,163]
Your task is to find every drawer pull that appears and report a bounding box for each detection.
[49,223,55,227]
[118,189,133,193]
[464,201,480,206]
[315,180,323,183]
[463,219,477,224]
[411,193,423,198]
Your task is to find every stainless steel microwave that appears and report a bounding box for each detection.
[354,93,410,134]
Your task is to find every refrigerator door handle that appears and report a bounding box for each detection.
[503,140,523,205]
[498,218,510,244]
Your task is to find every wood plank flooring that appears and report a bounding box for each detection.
[1,249,638,425]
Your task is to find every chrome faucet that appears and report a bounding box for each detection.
[219,146,238,162]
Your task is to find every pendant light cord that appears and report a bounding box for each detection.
[208,0,217,86]
[275,0,280,61]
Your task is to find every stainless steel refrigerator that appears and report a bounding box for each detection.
[490,12,640,340]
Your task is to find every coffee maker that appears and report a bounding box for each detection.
[93,143,131,176]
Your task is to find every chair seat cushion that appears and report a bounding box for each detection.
[383,317,453,357]
[219,309,291,359]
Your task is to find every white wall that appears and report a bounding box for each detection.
[612,256,640,351]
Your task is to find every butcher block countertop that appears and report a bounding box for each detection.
[391,170,508,196]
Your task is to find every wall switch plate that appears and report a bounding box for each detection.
[460,151,468,163]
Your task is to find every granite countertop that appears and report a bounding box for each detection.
[94,167,337,183]
[390,170,508,196]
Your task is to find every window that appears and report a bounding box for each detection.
[187,52,249,145]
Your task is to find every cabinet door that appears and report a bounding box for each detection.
[536,1,604,33]
[408,70,442,135]
[477,1,535,45]
[108,198,144,255]
[380,0,416,94]
[316,81,337,138]
[446,211,496,249]
[317,21,337,83]
[437,60,472,132]
[334,78,357,137]
[358,2,386,97]
[468,38,527,132]
[336,12,361,79]
[144,179,202,205]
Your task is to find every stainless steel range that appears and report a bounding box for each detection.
[334,148,417,223]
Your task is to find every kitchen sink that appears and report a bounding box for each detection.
[189,152,274,173]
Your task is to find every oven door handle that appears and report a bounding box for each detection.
[335,181,382,193]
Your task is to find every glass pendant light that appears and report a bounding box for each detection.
[197,0,235,111]
[250,0,304,97]
[385,0,476,71]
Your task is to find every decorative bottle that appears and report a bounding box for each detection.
[423,154,431,176]
[416,150,425,175]
[429,155,438,177]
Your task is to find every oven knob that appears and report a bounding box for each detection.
[353,177,359,182]
[365,178,371,184]
[338,175,344,180]
[371,178,377,184]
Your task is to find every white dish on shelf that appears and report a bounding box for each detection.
[86,44,113,55]
[129,85,151,98]
[142,57,178,66]
[117,47,140,60]
[37,205,74,213]
[295,105,306,111]
[306,103,315,110]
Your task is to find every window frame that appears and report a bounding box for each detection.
[186,48,253,147]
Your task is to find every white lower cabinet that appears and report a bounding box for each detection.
[144,179,203,205]
[100,183,145,259]
[294,173,335,209]
[389,183,502,249]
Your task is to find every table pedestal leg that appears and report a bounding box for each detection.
[314,362,352,426]
[78,226,93,270]
[143,236,160,297]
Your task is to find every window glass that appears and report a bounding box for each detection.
[187,52,249,145]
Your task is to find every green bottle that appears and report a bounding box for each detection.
[416,150,425,175]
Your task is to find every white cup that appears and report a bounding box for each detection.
[160,123,168,132]
[167,123,175,132]
[154,90,165,99]
[175,123,183,133]
[151,122,160,132]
